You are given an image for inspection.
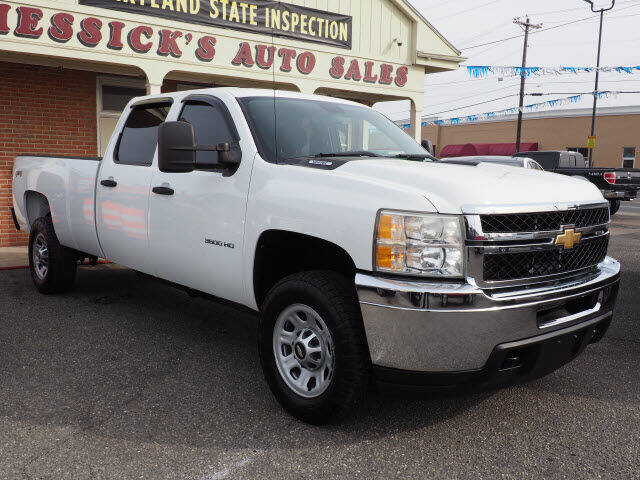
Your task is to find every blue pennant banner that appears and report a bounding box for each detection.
[401,92,620,129]
[466,65,640,79]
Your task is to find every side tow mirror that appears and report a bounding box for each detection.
[158,121,196,173]
[217,142,242,167]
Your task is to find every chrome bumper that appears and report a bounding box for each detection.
[602,190,637,199]
[356,257,620,372]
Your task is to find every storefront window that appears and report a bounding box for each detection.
[98,78,147,156]
[102,85,146,112]
[622,147,636,168]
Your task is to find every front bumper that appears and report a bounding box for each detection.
[602,189,638,200]
[356,257,620,383]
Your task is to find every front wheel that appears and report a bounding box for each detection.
[28,215,77,294]
[609,199,621,216]
[259,271,370,425]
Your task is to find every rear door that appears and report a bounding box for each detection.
[96,100,171,273]
[147,94,253,304]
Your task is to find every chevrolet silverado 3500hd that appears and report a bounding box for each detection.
[12,89,620,424]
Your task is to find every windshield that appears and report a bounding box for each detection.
[238,96,433,163]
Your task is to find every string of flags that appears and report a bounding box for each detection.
[466,65,640,78]
[402,91,619,129]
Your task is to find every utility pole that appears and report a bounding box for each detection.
[584,0,615,168]
[514,16,542,153]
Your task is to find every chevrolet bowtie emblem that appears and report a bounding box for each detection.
[555,228,582,250]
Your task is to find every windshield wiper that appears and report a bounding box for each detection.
[393,153,435,161]
[314,151,382,158]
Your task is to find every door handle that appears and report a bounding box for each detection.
[100,179,117,188]
[152,186,174,196]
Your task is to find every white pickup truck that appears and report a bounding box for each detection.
[11,88,620,424]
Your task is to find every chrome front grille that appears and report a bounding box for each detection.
[465,204,611,287]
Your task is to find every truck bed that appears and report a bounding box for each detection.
[555,167,640,199]
[12,155,103,258]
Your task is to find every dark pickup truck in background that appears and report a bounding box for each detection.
[514,151,640,214]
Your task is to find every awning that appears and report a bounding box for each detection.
[439,143,538,158]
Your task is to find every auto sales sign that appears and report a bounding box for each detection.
[78,0,353,49]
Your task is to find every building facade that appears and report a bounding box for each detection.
[0,0,464,247]
[418,106,640,169]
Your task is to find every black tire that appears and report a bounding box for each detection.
[259,271,370,425]
[28,215,77,294]
[609,199,621,216]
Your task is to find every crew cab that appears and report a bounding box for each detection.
[513,150,640,214]
[12,89,620,424]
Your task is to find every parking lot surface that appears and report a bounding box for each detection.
[1,203,639,479]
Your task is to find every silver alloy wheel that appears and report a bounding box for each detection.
[273,304,335,399]
[33,233,49,280]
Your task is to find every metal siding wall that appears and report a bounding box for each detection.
[422,115,640,169]
[287,0,411,62]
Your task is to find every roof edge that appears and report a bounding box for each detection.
[417,51,468,63]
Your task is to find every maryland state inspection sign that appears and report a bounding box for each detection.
[78,0,353,49]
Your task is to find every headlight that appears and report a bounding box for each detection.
[374,211,465,277]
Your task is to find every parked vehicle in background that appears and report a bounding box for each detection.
[513,151,640,215]
[12,89,620,424]
[440,156,544,170]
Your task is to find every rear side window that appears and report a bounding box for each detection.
[116,103,171,166]
[179,101,236,167]
[531,153,557,170]
[559,153,572,168]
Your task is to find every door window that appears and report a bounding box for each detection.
[116,103,171,166]
[179,101,236,167]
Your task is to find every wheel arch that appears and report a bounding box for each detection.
[253,230,357,309]
[24,191,51,229]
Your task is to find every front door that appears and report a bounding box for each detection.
[148,95,253,304]
[96,101,172,274]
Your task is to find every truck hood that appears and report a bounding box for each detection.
[338,159,606,214]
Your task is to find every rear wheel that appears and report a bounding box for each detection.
[609,199,621,216]
[28,215,77,294]
[259,271,370,425]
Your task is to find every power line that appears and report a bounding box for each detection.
[387,89,640,121]
[430,0,505,22]
[384,82,524,116]
[527,0,636,17]
[461,32,524,50]
[426,73,640,90]
[529,91,640,95]
[460,2,640,50]
[422,84,521,109]
[422,94,519,117]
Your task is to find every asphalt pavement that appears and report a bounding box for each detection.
[1,206,639,479]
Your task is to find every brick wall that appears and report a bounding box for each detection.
[0,61,98,247]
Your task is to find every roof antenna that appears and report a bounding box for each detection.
[270,6,278,165]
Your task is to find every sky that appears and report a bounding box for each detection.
[375,0,640,122]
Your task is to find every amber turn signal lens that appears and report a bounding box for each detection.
[377,213,404,242]
[376,244,405,271]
